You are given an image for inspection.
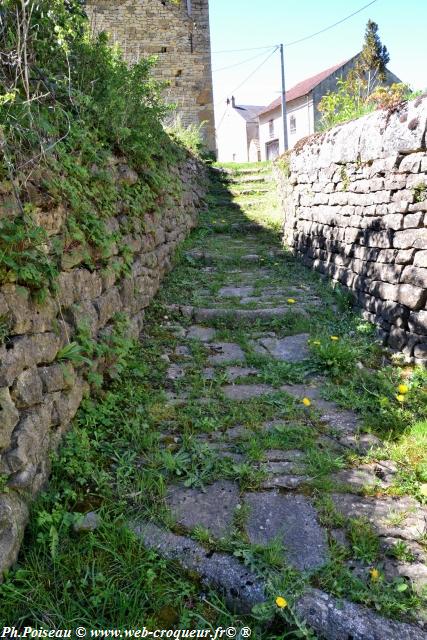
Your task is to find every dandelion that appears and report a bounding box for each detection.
[312,340,321,346]
[275,596,288,609]
[302,397,311,407]
[398,384,409,395]
[370,568,380,582]
[330,336,339,341]
[396,394,406,403]
[287,298,296,304]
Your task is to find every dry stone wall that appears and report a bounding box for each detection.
[0,154,206,575]
[275,96,427,364]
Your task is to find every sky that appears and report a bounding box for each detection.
[209,0,427,123]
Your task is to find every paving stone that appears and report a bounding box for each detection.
[218,285,254,298]
[186,325,216,342]
[339,432,382,453]
[331,493,427,540]
[244,492,328,571]
[194,307,307,322]
[133,521,266,614]
[295,588,427,640]
[166,364,185,381]
[225,366,258,381]
[222,384,273,401]
[281,384,360,433]
[263,460,306,475]
[254,333,310,362]
[202,367,215,380]
[263,449,305,462]
[332,462,397,490]
[260,475,309,490]
[223,424,249,440]
[174,345,191,357]
[382,558,427,592]
[166,480,240,538]
[207,342,246,365]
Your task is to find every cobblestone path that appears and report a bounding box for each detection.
[131,165,427,639]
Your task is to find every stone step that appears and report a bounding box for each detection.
[131,522,427,640]
[167,305,309,323]
[132,521,266,614]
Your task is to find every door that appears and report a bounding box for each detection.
[266,139,279,161]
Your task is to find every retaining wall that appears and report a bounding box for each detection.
[0,154,206,574]
[275,96,427,363]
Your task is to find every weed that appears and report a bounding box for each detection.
[347,518,380,563]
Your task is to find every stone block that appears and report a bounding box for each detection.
[403,212,423,228]
[408,310,427,335]
[414,342,427,360]
[400,266,427,288]
[414,250,427,268]
[0,493,29,578]
[4,404,52,475]
[11,368,43,409]
[66,300,99,336]
[73,269,103,302]
[0,387,19,450]
[38,363,75,393]
[395,249,415,264]
[93,287,122,327]
[0,333,61,387]
[382,214,403,230]
[394,228,427,249]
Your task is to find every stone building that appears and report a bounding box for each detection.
[85,0,216,151]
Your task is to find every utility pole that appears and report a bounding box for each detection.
[280,44,289,152]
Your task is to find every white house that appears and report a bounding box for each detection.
[259,55,401,160]
[216,98,265,163]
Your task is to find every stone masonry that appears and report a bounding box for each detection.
[0,154,207,576]
[275,96,427,363]
[85,0,216,151]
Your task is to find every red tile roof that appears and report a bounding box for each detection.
[258,57,354,116]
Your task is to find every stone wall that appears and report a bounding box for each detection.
[0,155,206,575]
[85,0,216,152]
[275,96,427,363]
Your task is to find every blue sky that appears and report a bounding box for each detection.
[209,0,427,120]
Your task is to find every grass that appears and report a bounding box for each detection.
[1,162,426,633]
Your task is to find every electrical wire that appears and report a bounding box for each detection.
[212,47,277,73]
[284,0,379,47]
[211,0,379,54]
[212,44,274,54]
[214,46,279,107]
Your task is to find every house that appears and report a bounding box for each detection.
[258,54,401,160]
[216,97,265,163]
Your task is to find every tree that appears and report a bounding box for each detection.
[357,20,390,95]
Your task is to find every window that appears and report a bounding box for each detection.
[269,119,274,138]
[290,115,296,134]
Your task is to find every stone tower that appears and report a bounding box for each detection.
[85,0,216,151]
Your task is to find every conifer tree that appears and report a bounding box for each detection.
[358,20,390,94]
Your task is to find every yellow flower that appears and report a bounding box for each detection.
[398,384,409,395]
[370,568,380,582]
[302,397,311,407]
[275,596,288,609]
[330,336,339,341]
[419,484,427,497]
[287,298,296,304]
[396,394,406,403]
[312,340,321,346]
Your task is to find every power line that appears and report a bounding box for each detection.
[284,0,379,47]
[212,44,273,55]
[214,46,279,107]
[211,0,379,54]
[213,47,277,73]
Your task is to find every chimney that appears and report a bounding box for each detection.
[231,96,236,108]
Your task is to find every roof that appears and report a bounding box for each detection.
[233,104,265,122]
[258,57,354,116]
